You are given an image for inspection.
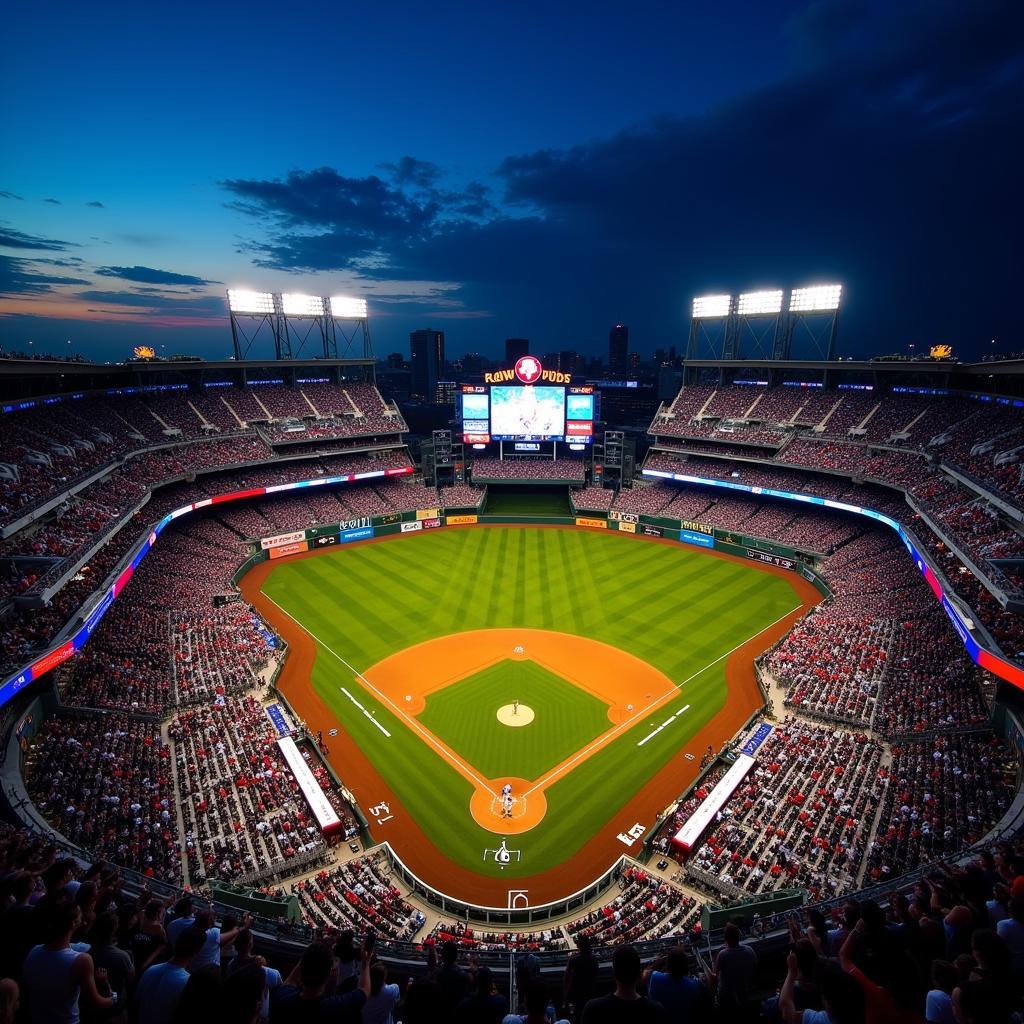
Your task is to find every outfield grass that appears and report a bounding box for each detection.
[418,659,612,780]
[262,526,800,879]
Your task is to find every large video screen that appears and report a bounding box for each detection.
[461,393,489,420]
[490,386,566,441]
[566,393,594,420]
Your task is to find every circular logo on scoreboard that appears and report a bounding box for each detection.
[514,356,542,384]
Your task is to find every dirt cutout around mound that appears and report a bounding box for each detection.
[240,524,820,908]
[354,628,677,835]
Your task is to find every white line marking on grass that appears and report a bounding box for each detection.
[341,687,365,711]
[637,704,691,748]
[264,594,496,796]
[524,603,802,796]
[341,686,391,737]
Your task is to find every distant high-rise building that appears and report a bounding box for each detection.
[505,338,529,363]
[559,350,578,374]
[386,352,405,369]
[410,329,445,399]
[609,324,629,377]
[628,351,641,373]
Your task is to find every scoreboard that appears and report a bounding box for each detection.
[460,383,596,444]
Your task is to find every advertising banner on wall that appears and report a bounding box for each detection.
[422,518,442,529]
[746,549,794,570]
[617,521,637,533]
[679,519,714,536]
[269,540,308,559]
[261,530,306,550]
[401,521,423,533]
[679,529,714,549]
[416,508,440,521]
[609,510,639,524]
[641,525,664,538]
[376,512,401,526]
[340,526,374,543]
[313,534,339,548]
[575,517,608,529]
[447,514,478,525]
[337,517,370,531]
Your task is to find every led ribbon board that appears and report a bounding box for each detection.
[642,467,1024,692]
[0,466,413,709]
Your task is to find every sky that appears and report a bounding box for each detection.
[1,0,1021,364]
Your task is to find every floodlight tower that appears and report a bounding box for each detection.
[280,293,329,360]
[685,294,733,360]
[326,296,373,361]
[227,290,284,361]
[776,284,843,360]
[732,290,784,360]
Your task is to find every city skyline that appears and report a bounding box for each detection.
[1,1,1021,364]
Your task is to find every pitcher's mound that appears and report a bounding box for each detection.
[497,704,534,727]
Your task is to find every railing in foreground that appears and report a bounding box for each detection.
[382,840,626,925]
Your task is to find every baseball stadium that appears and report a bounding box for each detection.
[3,307,1024,1013]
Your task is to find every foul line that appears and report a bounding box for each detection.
[262,594,497,797]
[522,602,802,797]
[637,704,690,747]
[341,686,392,737]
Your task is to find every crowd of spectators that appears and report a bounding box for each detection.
[23,713,180,879]
[572,486,615,511]
[296,853,425,941]
[767,529,993,735]
[438,483,485,509]
[566,867,702,948]
[426,921,566,952]
[171,697,328,886]
[470,457,587,482]
[684,719,885,903]
[866,732,1018,882]
[0,384,406,530]
[0,450,414,680]
[2,818,1024,1023]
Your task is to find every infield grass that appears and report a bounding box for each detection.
[418,659,612,780]
[262,526,802,878]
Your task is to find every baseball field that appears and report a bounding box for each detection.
[243,524,817,906]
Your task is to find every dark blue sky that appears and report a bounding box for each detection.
[1,0,1021,362]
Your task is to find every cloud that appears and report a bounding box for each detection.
[0,254,90,296]
[0,225,76,251]
[0,191,23,201]
[43,198,61,205]
[33,257,86,268]
[86,201,105,208]
[223,1,1021,356]
[380,156,442,189]
[94,264,218,286]
[116,232,171,246]
[222,164,500,272]
[75,289,225,318]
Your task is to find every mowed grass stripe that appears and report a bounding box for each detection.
[418,660,611,780]
[263,527,802,877]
